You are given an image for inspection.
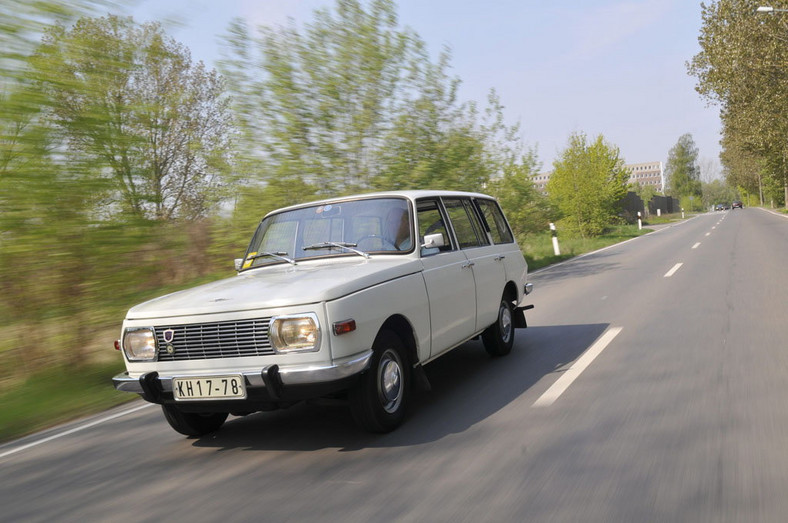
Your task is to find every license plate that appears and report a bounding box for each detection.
[173,375,246,401]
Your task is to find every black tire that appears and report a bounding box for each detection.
[482,298,515,357]
[349,330,410,433]
[161,405,228,437]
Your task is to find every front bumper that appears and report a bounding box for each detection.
[112,350,373,407]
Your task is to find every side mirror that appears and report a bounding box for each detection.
[234,258,243,271]
[422,233,445,249]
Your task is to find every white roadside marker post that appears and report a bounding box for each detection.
[637,211,642,231]
[550,222,560,256]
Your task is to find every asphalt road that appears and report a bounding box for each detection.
[2,207,787,522]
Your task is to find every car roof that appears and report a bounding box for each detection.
[264,190,496,217]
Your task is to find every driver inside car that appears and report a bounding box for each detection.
[384,206,412,251]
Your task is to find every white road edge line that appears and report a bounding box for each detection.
[0,403,153,460]
[757,207,788,219]
[664,263,683,278]
[692,242,701,249]
[531,215,699,276]
[533,326,623,408]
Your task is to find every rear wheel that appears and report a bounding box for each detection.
[161,405,228,437]
[349,330,410,433]
[482,298,515,357]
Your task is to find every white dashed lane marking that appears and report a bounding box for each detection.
[533,327,623,408]
[664,263,683,278]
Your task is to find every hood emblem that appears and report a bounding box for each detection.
[163,329,175,343]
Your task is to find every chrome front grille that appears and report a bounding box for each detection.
[155,318,274,361]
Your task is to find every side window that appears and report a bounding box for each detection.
[416,198,452,255]
[476,199,514,244]
[443,198,489,249]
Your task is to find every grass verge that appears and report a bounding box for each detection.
[0,362,135,443]
[523,223,651,271]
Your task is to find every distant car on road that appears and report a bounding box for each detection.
[715,204,725,211]
[732,201,743,209]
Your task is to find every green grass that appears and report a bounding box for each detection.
[0,222,661,444]
[0,362,135,443]
[642,211,697,225]
[522,223,651,271]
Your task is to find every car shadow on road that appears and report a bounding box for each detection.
[191,323,610,453]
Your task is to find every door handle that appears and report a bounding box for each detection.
[494,255,506,261]
[461,261,475,269]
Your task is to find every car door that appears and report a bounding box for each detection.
[416,198,476,357]
[441,197,506,332]
[475,197,527,302]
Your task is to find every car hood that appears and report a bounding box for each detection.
[126,257,423,320]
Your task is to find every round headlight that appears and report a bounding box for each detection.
[270,314,320,353]
[123,328,157,361]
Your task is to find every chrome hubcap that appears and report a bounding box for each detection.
[378,350,403,414]
[500,305,512,344]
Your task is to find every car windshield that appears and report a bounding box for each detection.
[241,197,413,269]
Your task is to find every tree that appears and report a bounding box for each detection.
[720,129,764,204]
[32,15,233,220]
[1,1,109,371]
[487,149,552,241]
[547,133,629,238]
[702,178,737,208]
[221,0,417,194]
[220,0,529,201]
[665,133,702,209]
[688,0,788,208]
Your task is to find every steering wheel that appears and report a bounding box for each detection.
[356,234,398,251]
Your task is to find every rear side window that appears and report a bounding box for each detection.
[443,198,489,249]
[476,199,514,244]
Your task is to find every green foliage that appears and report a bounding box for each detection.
[0,362,132,443]
[547,133,630,238]
[220,0,527,198]
[688,0,788,208]
[1,13,234,373]
[702,178,738,208]
[665,133,702,201]
[32,15,234,220]
[220,0,419,193]
[487,149,553,241]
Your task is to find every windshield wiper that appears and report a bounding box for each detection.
[246,251,297,265]
[302,241,370,259]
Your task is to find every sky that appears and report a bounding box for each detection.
[126,0,722,178]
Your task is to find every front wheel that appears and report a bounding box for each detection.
[161,405,228,437]
[482,298,515,357]
[349,330,410,433]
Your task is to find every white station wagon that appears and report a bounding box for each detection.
[113,190,534,436]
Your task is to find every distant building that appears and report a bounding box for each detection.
[532,172,552,192]
[626,161,664,192]
[531,161,665,193]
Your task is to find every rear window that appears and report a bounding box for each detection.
[476,199,514,244]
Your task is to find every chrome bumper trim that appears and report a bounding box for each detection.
[112,349,373,394]
[278,350,373,385]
